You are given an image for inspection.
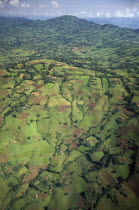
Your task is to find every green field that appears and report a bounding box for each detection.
[0,16,139,210]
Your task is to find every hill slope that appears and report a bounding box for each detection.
[0,15,139,210]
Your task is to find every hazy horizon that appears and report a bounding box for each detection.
[0,0,139,18]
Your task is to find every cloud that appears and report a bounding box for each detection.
[125,8,130,13]
[9,0,19,7]
[105,12,111,18]
[115,9,135,18]
[125,8,135,17]
[96,12,101,17]
[133,8,137,12]
[51,1,59,8]
[0,1,4,8]
[79,11,86,15]
[96,11,111,18]
[78,11,87,16]
[95,8,139,18]
[115,10,124,17]
[125,13,134,17]
[21,3,30,8]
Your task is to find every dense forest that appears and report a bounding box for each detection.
[0,15,139,210]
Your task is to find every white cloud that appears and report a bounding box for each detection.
[21,3,30,8]
[115,9,136,18]
[96,11,111,18]
[79,11,86,15]
[115,10,124,17]
[125,13,134,17]
[105,12,111,18]
[10,0,19,7]
[96,12,101,17]
[125,8,135,17]
[51,1,59,8]
[79,11,87,16]
[125,8,130,13]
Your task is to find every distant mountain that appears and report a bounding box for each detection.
[0,15,138,38]
[0,15,139,66]
[1,15,139,29]
[1,15,138,45]
[84,17,139,29]
[0,16,32,29]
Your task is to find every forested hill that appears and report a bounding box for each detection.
[0,16,32,29]
[0,15,139,49]
[0,15,139,67]
[0,15,139,210]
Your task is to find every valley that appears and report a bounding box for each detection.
[0,15,139,209]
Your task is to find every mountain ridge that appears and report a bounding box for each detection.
[0,15,139,67]
[0,15,138,33]
[1,15,139,29]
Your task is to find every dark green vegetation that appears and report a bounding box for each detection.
[0,15,139,210]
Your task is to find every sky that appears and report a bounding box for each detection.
[0,0,139,18]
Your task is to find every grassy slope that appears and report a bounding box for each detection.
[0,16,139,209]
